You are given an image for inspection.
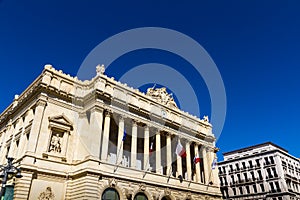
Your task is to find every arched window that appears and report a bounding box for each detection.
[102,188,120,200]
[162,196,172,200]
[134,192,148,200]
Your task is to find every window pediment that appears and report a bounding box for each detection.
[48,114,73,131]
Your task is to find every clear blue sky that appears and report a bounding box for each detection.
[1,1,299,160]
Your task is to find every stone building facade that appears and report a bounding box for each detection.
[0,65,221,199]
[218,142,300,200]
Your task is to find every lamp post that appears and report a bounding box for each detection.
[0,157,22,199]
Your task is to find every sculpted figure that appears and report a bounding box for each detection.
[38,187,55,200]
[49,134,62,153]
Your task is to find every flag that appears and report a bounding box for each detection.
[122,130,127,141]
[175,141,186,157]
[149,141,154,155]
[211,158,217,169]
[193,155,201,164]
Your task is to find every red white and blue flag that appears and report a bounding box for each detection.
[193,155,201,164]
[175,141,186,157]
[211,158,217,169]
[122,130,127,141]
[149,141,154,155]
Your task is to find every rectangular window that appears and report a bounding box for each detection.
[249,160,253,168]
[253,185,257,193]
[256,159,260,167]
[232,187,236,195]
[239,187,243,195]
[242,162,246,169]
[260,184,264,192]
[246,186,250,194]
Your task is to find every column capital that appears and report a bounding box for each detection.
[164,132,173,137]
[104,110,112,117]
[144,125,149,131]
[119,115,126,122]
[132,119,139,126]
[181,138,190,144]
[36,99,47,107]
[155,130,161,135]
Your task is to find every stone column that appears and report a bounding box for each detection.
[185,141,192,180]
[131,120,137,168]
[176,138,183,177]
[143,126,150,170]
[89,106,104,158]
[17,109,32,158]
[155,130,161,174]
[8,118,21,158]
[27,99,47,153]
[210,149,220,186]
[201,146,209,184]
[117,116,125,164]
[166,133,172,176]
[101,111,111,161]
[194,144,201,182]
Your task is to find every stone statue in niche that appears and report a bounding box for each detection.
[38,187,55,200]
[49,133,62,153]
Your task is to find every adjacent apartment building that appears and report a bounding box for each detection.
[218,142,300,200]
[0,65,221,199]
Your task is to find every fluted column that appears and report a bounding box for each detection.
[117,116,125,164]
[185,141,192,180]
[27,99,47,153]
[143,126,150,170]
[101,111,111,161]
[176,138,183,177]
[131,120,137,168]
[194,144,201,182]
[166,133,172,175]
[202,146,210,184]
[155,131,161,174]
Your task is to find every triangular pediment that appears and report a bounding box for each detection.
[48,114,73,129]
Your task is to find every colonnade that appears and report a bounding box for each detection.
[99,110,215,184]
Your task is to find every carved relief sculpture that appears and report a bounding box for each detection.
[49,134,62,153]
[146,87,178,108]
[38,187,55,200]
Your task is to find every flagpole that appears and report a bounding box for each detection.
[114,142,124,172]
[188,162,195,188]
[114,130,127,173]
[166,165,172,183]
[142,153,151,178]
[143,139,154,178]
[206,158,216,190]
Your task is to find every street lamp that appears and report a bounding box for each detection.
[0,157,23,198]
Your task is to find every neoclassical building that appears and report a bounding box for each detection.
[218,142,300,200]
[0,64,221,199]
